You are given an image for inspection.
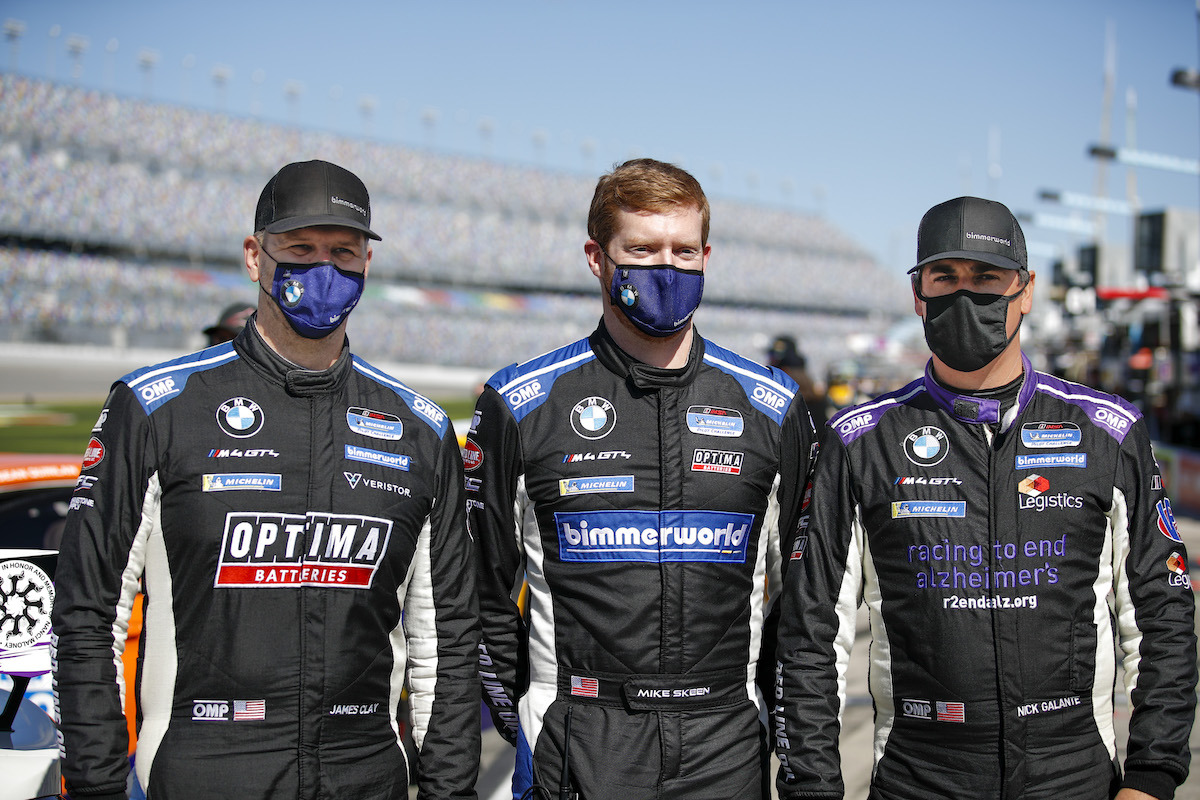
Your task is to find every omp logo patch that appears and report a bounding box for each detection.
[555,509,754,563]
[215,511,393,588]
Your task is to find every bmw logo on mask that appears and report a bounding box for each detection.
[619,284,639,308]
[282,279,305,307]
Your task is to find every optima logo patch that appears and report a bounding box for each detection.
[215,511,393,588]
[692,449,744,475]
[555,509,754,563]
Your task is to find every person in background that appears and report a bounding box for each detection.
[768,334,827,431]
[774,196,1196,800]
[53,159,480,800]
[467,158,816,799]
[202,301,256,346]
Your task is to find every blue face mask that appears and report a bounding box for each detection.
[262,249,365,339]
[603,250,705,337]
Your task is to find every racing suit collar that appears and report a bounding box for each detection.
[235,317,353,397]
[589,319,704,390]
[922,351,1035,429]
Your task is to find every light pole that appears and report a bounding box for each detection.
[138,49,159,98]
[4,19,25,73]
[211,64,233,112]
[284,80,305,126]
[66,33,87,83]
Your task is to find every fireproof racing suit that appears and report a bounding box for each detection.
[52,321,480,800]
[774,354,1197,800]
[467,322,815,800]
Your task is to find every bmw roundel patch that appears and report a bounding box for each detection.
[619,284,639,308]
[217,397,265,439]
[282,279,305,307]
[904,426,948,467]
[571,396,616,440]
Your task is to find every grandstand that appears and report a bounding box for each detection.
[0,74,906,380]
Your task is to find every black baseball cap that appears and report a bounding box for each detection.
[203,302,256,338]
[255,160,381,241]
[909,196,1026,274]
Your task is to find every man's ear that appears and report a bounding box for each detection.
[912,276,925,319]
[584,239,604,279]
[244,235,263,283]
[1019,270,1036,315]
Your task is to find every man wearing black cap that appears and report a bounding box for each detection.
[203,302,256,346]
[774,196,1196,799]
[53,160,481,799]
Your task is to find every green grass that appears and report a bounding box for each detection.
[0,397,478,455]
[0,401,104,455]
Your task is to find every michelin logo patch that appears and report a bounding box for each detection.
[559,476,635,496]
[1015,453,1087,469]
[555,509,753,563]
[347,407,403,441]
[345,444,410,472]
[686,406,744,438]
[203,473,281,492]
[1021,422,1082,449]
[891,501,966,519]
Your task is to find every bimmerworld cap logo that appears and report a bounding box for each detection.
[555,509,754,563]
[215,511,393,588]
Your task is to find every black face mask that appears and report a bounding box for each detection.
[916,282,1025,372]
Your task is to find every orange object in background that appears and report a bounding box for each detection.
[121,596,143,754]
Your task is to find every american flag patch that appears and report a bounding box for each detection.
[936,701,964,723]
[234,700,266,720]
[570,675,599,698]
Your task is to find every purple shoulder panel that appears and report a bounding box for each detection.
[829,379,925,446]
[1031,371,1141,444]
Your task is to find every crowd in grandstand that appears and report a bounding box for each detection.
[0,73,906,379]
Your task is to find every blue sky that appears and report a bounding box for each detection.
[3,0,1198,276]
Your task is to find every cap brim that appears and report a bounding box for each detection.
[265,215,382,241]
[908,249,1023,274]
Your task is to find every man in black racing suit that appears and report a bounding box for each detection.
[52,160,481,800]
[467,158,816,799]
[774,197,1197,800]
